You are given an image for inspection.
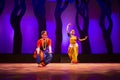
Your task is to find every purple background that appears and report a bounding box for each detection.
[0,0,120,54]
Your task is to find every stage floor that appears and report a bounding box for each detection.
[0,63,120,80]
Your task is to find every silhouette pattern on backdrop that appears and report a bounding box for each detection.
[54,0,69,62]
[32,0,46,38]
[97,0,113,54]
[0,0,5,15]
[75,0,91,54]
[10,0,26,54]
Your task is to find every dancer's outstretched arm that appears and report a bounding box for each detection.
[79,36,88,41]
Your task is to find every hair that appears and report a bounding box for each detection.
[41,30,47,35]
[70,29,75,34]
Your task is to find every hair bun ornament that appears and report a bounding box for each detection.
[41,31,47,35]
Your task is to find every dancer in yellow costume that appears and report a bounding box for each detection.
[66,23,87,64]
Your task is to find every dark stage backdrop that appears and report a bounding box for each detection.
[0,0,120,54]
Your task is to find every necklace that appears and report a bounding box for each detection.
[42,39,47,50]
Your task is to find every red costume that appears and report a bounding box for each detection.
[33,38,51,60]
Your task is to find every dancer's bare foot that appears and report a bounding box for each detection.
[41,62,46,67]
[38,64,41,67]
[38,63,46,67]
[71,61,78,64]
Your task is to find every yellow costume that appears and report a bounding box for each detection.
[66,23,87,63]
[68,35,78,63]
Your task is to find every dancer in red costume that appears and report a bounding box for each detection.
[33,31,52,67]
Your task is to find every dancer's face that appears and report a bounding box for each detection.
[42,32,48,39]
[71,29,75,35]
